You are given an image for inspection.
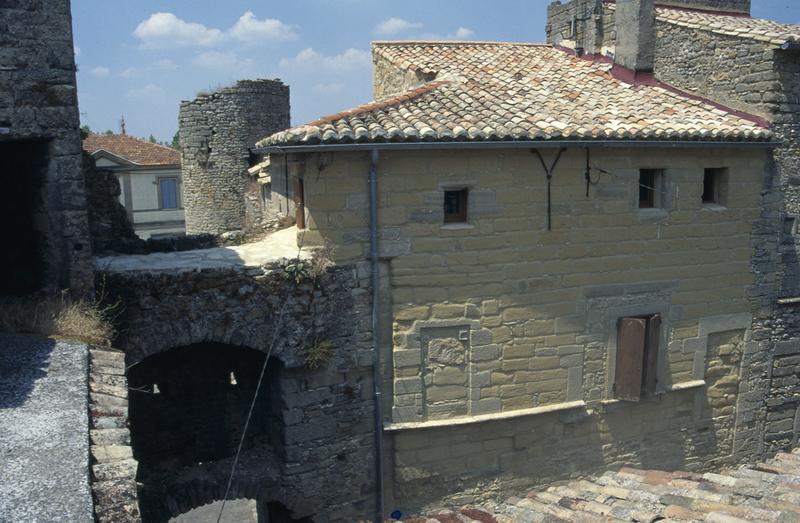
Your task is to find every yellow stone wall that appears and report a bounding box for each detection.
[292,146,767,509]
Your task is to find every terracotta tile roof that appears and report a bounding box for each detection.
[260,42,771,147]
[405,448,800,523]
[608,3,800,47]
[83,134,181,166]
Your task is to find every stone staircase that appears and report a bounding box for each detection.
[406,449,800,522]
[88,347,140,522]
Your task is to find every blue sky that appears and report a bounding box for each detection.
[71,1,798,143]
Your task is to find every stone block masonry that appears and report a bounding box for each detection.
[99,260,380,521]
[0,0,93,295]
[88,347,140,523]
[179,79,290,236]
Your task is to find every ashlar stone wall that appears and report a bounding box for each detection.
[179,80,290,236]
[290,145,783,511]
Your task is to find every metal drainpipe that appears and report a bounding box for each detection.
[283,149,290,216]
[369,148,385,523]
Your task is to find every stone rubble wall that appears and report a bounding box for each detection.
[82,152,141,255]
[179,80,290,236]
[373,53,436,101]
[99,262,379,521]
[0,0,93,294]
[88,347,140,522]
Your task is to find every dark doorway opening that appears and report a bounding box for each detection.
[128,343,283,471]
[0,140,49,295]
[259,501,313,523]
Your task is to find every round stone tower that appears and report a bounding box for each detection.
[179,79,290,235]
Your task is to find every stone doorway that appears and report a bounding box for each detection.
[0,140,49,295]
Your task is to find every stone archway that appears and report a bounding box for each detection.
[101,266,378,521]
[128,342,305,522]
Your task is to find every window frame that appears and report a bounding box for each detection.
[638,169,664,209]
[702,167,728,207]
[613,313,662,402]
[443,188,468,224]
[157,176,180,210]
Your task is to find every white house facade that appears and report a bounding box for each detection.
[84,134,185,239]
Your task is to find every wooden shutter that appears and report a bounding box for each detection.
[293,177,305,229]
[615,317,646,401]
[642,314,661,396]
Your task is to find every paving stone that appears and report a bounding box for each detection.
[407,450,800,522]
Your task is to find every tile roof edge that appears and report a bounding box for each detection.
[371,40,551,47]
[604,0,751,17]
[304,80,451,127]
[553,44,772,129]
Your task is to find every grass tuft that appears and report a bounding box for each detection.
[0,291,118,346]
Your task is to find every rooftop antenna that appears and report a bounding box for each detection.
[120,115,126,135]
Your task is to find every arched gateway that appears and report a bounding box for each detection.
[99,264,377,522]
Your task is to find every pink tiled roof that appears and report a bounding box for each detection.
[260,42,771,147]
[83,134,181,166]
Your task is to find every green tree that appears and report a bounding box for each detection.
[148,134,157,143]
[80,125,92,139]
[170,130,180,150]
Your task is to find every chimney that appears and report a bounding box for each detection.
[614,0,656,74]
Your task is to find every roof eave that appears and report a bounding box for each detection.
[253,138,778,155]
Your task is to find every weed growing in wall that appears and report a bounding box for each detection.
[304,338,334,369]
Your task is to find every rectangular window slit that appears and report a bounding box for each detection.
[639,169,663,209]
[444,189,468,223]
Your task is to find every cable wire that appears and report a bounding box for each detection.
[216,229,307,523]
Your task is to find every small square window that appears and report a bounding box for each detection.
[443,189,468,223]
[638,169,663,209]
[614,314,661,401]
[703,168,727,205]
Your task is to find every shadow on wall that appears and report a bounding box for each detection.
[0,140,49,296]
[128,343,287,522]
[0,334,54,408]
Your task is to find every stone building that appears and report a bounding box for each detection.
[251,0,800,514]
[179,79,290,237]
[83,133,184,239]
[546,0,800,455]
[0,0,93,296]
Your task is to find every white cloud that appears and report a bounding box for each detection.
[192,51,255,71]
[90,66,110,77]
[375,17,423,36]
[453,27,475,39]
[312,82,345,94]
[74,46,81,57]
[229,11,297,42]
[133,12,224,48]
[279,48,370,73]
[133,11,296,48]
[154,59,178,70]
[125,83,163,98]
[119,59,177,78]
